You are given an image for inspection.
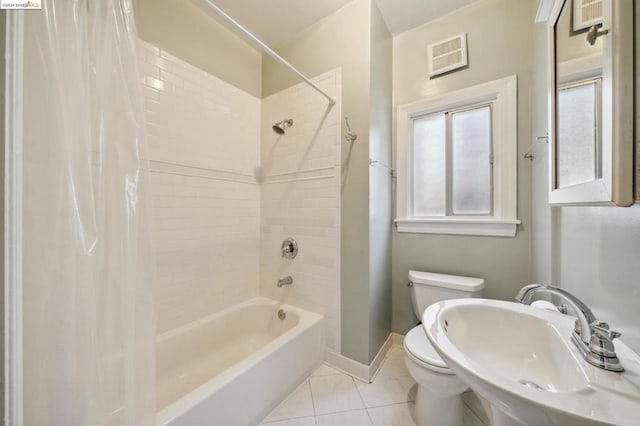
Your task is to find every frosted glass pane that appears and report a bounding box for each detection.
[451,107,492,215]
[413,114,446,216]
[557,82,598,188]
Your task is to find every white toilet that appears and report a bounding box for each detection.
[403,270,485,426]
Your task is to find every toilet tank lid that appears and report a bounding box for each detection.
[408,270,485,292]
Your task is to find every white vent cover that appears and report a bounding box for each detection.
[427,33,468,78]
[573,0,603,31]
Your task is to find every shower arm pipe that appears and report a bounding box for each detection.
[193,0,336,107]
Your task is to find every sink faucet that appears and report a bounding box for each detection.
[277,276,293,288]
[516,284,624,372]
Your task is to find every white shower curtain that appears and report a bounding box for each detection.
[21,1,155,425]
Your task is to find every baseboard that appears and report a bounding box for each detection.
[325,332,405,383]
[390,332,404,347]
[367,333,395,382]
[325,350,369,382]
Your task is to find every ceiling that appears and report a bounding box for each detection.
[375,0,480,35]
[206,0,481,47]
[208,0,355,47]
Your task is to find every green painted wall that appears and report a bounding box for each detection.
[368,1,393,362]
[391,0,536,334]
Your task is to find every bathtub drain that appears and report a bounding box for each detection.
[278,309,286,320]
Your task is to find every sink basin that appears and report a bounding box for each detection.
[423,299,640,426]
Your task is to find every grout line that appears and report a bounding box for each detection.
[360,394,416,410]
[315,409,373,425]
[364,406,376,425]
[350,375,368,409]
[261,415,317,425]
[308,375,318,418]
[314,407,371,416]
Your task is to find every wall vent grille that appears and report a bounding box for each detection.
[427,33,468,78]
[573,0,603,31]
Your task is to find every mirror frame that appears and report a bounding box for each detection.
[548,0,634,206]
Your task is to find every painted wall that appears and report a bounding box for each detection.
[262,0,392,364]
[530,14,553,285]
[260,69,342,354]
[368,2,393,361]
[139,41,262,334]
[135,0,262,97]
[530,0,640,354]
[391,0,536,333]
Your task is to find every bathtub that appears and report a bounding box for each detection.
[156,297,324,426]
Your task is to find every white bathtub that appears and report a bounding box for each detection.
[156,297,324,426]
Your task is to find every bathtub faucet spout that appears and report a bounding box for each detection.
[277,276,293,287]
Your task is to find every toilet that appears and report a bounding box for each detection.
[403,270,485,426]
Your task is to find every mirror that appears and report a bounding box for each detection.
[549,0,634,206]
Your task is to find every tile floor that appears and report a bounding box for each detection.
[260,345,489,426]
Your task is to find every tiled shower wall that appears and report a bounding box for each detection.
[139,41,341,353]
[260,70,342,354]
[139,41,261,334]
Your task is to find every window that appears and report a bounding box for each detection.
[557,77,602,188]
[396,76,519,237]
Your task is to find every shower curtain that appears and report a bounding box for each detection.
[21,1,155,424]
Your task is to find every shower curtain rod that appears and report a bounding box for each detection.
[193,0,336,106]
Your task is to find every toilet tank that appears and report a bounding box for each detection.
[408,270,485,319]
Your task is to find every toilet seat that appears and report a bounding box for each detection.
[404,325,453,375]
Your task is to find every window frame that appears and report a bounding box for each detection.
[396,75,520,237]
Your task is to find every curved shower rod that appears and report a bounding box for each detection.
[192,0,337,107]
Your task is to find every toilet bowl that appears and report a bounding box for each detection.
[403,271,484,426]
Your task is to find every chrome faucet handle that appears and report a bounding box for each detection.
[590,321,622,358]
[591,321,621,339]
[586,320,624,372]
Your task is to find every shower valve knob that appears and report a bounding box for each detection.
[281,238,298,259]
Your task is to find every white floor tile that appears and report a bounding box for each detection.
[261,416,317,426]
[262,343,431,426]
[367,403,418,426]
[264,380,315,422]
[309,374,365,415]
[355,375,416,408]
[311,363,343,377]
[315,409,372,426]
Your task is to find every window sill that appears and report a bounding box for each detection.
[395,218,520,237]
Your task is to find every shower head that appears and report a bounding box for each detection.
[272,119,293,135]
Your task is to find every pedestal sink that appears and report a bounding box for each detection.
[422,299,640,426]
